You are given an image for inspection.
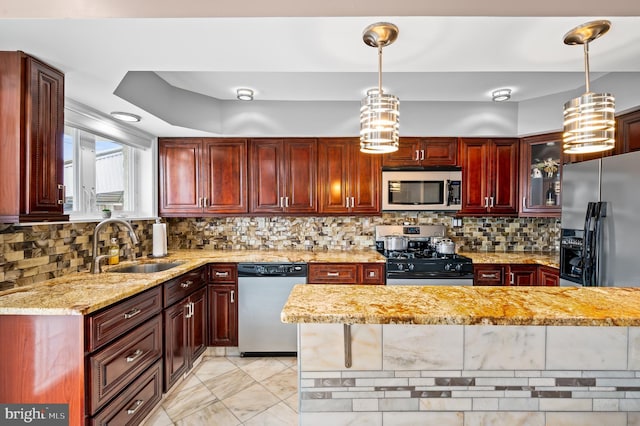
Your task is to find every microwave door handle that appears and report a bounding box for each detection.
[445,180,451,206]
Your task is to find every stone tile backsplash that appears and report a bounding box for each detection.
[0,213,559,290]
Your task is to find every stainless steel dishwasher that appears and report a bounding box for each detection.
[237,263,307,356]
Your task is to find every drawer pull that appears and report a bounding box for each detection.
[125,349,145,363]
[180,280,193,288]
[123,308,141,319]
[215,271,229,277]
[481,273,498,279]
[326,272,340,277]
[126,399,144,415]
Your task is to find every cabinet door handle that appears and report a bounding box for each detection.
[230,290,235,303]
[123,308,141,319]
[185,302,192,318]
[484,197,489,208]
[285,197,289,207]
[215,271,228,277]
[510,272,515,285]
[522,196,526,209]
[345,197,349,208]
[126,399,144,415]
[198,197,203,207]
[490,197,494,208]
[480,273,498,279]
[415,150,420,161]
[326,272,340,277]
[180,280,193,288]
[57,184,65,205]
[203,197,208,208]
[125,349,145,363]
[420,149,425,160]
[351,197,355,208]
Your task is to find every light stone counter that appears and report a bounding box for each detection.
[461,251,559,268]
[0,249,384,316]
[283,285,640,425]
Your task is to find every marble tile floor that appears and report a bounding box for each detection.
[142,356,298,426]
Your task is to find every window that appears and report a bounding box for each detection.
[63,100,155,219]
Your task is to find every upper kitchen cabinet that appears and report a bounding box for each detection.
[382,137,458,168]
[459,138,519,216]
[318,138,381,214]
[519,132,562,217]
[249,138,317,214]
[615,108,640,154]
[0,51,67,223]
[159,138,248,216]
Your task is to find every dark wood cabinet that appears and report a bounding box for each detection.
[159,138,248,216]
[474,264,557,286]
[539,266,560,286]
[163,268,207,391]
[519,133,562,217]
[0,51,67,223]
[318,138,381,214]
[382,137,458,168]
[459,138,519,216]
[308,263,385,285]
[616,108,640,154]
[249,138,317,214]
[207,264,238,347]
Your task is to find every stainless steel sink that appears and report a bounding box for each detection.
[109,262,184,274]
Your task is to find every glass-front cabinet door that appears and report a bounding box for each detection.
[519,132,562,217]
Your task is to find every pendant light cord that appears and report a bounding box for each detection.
[378,45,383,95]
[583,42,591,93]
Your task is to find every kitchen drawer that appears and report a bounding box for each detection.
[163,267,205,307]
[474,265,506,286]
[361,263,385,285]
[90,360,162,426]
[208,263,237,284]
[308,263,358,284]
[88,315,162,415]
[86,286,162,352]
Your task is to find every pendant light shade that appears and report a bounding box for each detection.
[360,23,400,154]
[562,20,615,154]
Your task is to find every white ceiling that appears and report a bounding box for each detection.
[1,1,640,137]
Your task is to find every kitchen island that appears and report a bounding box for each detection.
[281,285,640,425]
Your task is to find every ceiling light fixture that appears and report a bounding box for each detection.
[236,88,254,101]
[562,20,615,154]
[492,89,511,102]
[110,111,141,122]
[359,22,400,154]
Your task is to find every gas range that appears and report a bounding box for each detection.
[375,225,473,285]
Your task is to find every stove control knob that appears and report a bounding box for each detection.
[444,263,452,271]
[408,263,415,271]
[455,264,463,272]
[397,264,404,271]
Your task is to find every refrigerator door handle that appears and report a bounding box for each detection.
[592,202,607,286]
[582,202,596,286]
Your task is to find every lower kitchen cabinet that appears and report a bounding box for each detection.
[163,268,207,391]
[308,263,385,285]
[474,264,557,286]
[207,263,238,346]
[539,266,560,286]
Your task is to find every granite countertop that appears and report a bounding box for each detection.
[281,284,640,326]
[0,249,385,316]
[461,252,559,268]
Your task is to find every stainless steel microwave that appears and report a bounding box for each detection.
[382,170,462,211]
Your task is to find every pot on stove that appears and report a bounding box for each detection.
[435,238,456,255]
[383,235,409,251]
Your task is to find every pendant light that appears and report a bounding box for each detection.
[562,20,615,154]
[360,22,400,154]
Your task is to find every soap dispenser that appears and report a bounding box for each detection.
[108,238,120,265]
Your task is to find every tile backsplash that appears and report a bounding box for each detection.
[0,213,559,290]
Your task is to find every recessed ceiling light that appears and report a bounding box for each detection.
[110,111,141,122]
[236,88,254,101]
[492,89,512,102]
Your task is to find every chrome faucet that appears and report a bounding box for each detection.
[92,218,140,274]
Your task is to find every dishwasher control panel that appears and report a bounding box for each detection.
[238,263,307,277]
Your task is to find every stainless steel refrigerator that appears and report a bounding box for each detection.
[560,150,640,287]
